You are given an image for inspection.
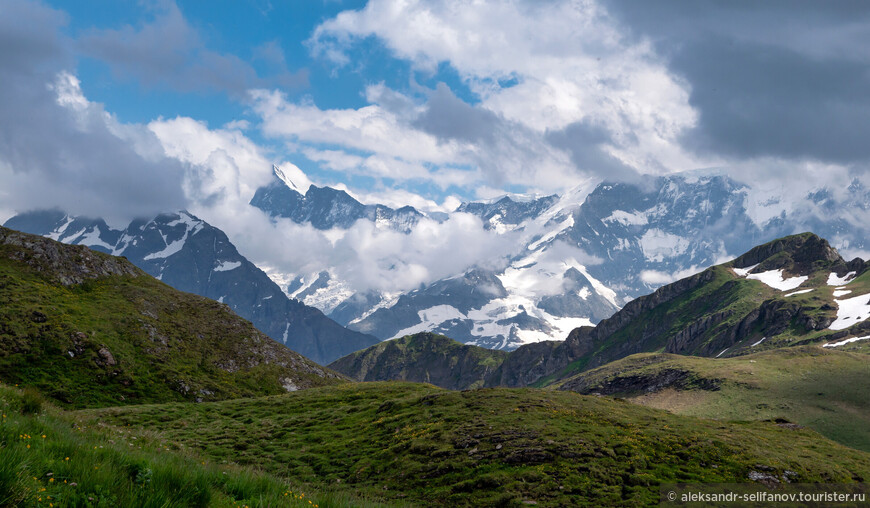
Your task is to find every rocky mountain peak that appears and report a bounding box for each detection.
[0,225,142,285]
[731,233,844,275]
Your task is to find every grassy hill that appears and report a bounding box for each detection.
[0,226,344,408]
[492,233,870,388]
[554,345,870,452]
[328,332,507,390]
[0,382,389,507]
[80,382,870,507]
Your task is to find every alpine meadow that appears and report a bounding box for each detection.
[3,1,870,507]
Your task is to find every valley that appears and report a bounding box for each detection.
[2,225,870,506]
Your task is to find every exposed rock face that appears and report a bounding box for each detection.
[329,332,508,390]
[0,226,142,285]
[560,367,722,395]
[483,340,564,388]
[250,166,425,233]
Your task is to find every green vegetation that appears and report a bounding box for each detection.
[518,233,870,390]
[80,382,870,507]
[555,346,870,452]
[0,227,343,409]
[0,382,392,508]
[329,332,507,390]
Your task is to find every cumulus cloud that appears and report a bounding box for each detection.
[0,0,186,223]
[140,110,515,295]
[77,1,307,96]
[310,0,707,182]
[605,0,870,164]
[148,116,275,206]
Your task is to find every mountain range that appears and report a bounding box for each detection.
[249,167,870,351]
[332,232,870,389]
[4,210,378,364]
[3,222,870,505]
[8,167,870,356]
[329,232,870,454]
[0,225,344,407]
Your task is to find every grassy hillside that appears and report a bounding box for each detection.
[0,382,389,507]
[0,226,344,408]
[555,346,870,452]
[493,233,870,388]
[329,332,507,390]
[81,382,870,507]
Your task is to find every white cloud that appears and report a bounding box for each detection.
[140,110,519,295]
[148,116,274,206]
[250,89,463,165]
[640,266,704,285]
[0,0,187,224]
[311,0,709,177]
[351,187,462,213]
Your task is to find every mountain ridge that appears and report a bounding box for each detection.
[0,225,345,408]
[3,210,379,364]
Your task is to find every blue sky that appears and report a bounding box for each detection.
[1,0,869,244]
[31,0,494,210]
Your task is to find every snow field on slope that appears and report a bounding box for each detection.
[823,335,870,348]
[829,292,870,331]
[828,271,857,286]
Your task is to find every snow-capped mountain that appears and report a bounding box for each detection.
[456,194,559,233]
[272,172,870,351]
[16,169,868,357]
[3,210,379,365]
[251,165,426,232]
[556,174,870,303]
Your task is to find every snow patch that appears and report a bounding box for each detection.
[46,216,74,240]
[575,264,620,308]
[214,260,241,272]
[785,289,814,297]
[527,215,573,251]
[638,229,690,262]
[828,271,857,286]
[829,293,870,331]
[76,228,114,250]
[745,269,808,291]
[603,210,648,227]
[823,335,870,348]
[143,237,186,260]
[751,337,767,347]
[143,214,203,260]
[833,290,852,298]
[731,264,759,277]
[390,305,466,338]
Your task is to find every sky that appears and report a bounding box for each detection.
[1,0,870,292]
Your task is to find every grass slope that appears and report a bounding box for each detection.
[80,382,870,507]
[329,332,507,390]
[0,382,387,507]
[524,233,870,387]
[0,226,343,409]
[555,346,870,452]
